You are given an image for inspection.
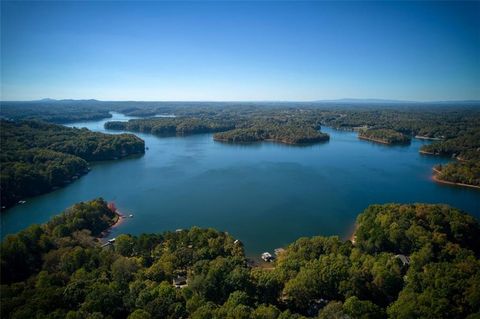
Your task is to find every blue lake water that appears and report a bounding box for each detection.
[2,112,479,255]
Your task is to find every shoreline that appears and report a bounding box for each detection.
[213,136,328,146]
[348,223,358,244]
[357,135,410,145]
[432,168,480,190]
[99,210,125,239]
[415,135,442,141]
[358,135,391,145]
[419,150,436,155]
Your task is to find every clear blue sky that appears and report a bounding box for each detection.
[1,1,479,101]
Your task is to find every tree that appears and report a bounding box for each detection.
[127,309,152,319]
[343,296,385,319]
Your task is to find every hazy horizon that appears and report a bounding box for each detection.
[3,97,480,104]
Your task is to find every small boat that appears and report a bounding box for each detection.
[18,200,26,204]
[261,252,274,262]
[129,214,134,218]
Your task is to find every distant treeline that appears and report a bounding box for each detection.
[0,101,113,123]
[0,120,145,209]
[1,199,479,318]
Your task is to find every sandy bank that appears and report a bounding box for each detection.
[99,211,125,239]
[348,223,358,244]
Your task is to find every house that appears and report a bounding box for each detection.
[172,276,188,288]
[394,254,410,266]
[261,252,274,262]
[101,242,112,248]
[101,239,115,249]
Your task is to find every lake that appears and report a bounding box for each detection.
[2,112,479,255]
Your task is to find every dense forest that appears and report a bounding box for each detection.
[213,126,329,144]
[213,125,329,145]
[358,128,411,145]
[0,120,145,209]
[419,128,480,187]
[1,199,479,319]
[320,108,480,139]
[434,161,480,187]
[420,128,480,160]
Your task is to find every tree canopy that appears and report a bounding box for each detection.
[1,200,479,318]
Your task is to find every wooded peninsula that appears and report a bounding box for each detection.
[0,120,145,210]
[1,199,479,319]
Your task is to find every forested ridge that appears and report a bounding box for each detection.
[0,120,145,209]
[1,199,479,319]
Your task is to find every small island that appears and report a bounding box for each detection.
[213,126,330,145]
[358,128,411,145]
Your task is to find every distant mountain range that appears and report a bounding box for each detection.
[35,98,100,102]
[7,98,480,105]
[313,98,480,104]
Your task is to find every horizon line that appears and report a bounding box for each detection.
[2,98,480,104]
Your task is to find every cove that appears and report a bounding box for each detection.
[1,112,479,255]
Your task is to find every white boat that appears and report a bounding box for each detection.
[261,252,274,262]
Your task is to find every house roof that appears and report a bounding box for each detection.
[394,254,410,265]
[173,276,187,285]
